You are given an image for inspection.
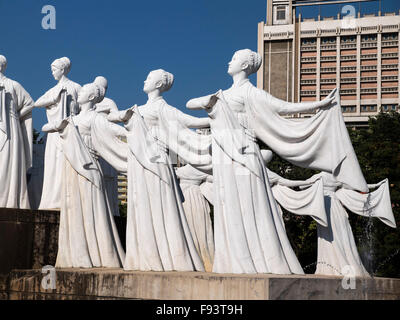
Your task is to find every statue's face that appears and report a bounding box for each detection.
[77,85,93,104]
[51,66,64,81]
[228,51,248,76]
[143,70,162,94]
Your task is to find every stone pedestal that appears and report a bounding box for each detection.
[1,268,399,300]
[0,208,59,274]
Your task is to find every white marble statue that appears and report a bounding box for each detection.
[108,69,212,272]
[176,164,214,272]
[94,76,120,217]
[186,49,368,274]
[34,57,81,210]
[0,55,34,209]
[302,172,396,277]
[261,150,328,228]
[42,82,127,268]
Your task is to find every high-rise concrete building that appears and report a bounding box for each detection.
[257,0,400,125]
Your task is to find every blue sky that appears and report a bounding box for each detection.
[0,0,398,131]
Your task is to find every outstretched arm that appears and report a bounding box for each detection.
[108,106,135,124]
[34,87,65,108]
[176,109,209,128]
[42,118,69,133]
[186,93,219,110]
[269,88,336,115]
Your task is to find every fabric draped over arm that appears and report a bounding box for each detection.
[59,119,102,189]
[246,87,368,192]
[158,103,212,173]
[91,114,128,174]
[335,179,396,228]
[271,179,328,227]
[1,79,34,169]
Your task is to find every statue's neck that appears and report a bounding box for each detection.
[80,102,94,113]
[232,72,248,87]
[147,90,162,103]
[58,75,68,84]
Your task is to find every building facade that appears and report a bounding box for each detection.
[258,0,400,124]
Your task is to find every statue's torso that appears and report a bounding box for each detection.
[223,79,251,129]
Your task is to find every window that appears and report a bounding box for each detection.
[322,37,336,44]
[391,105,397,111]
[276,6,286,20]
[383,33,398,41]
[370,105,376,112]
[383,105,389,111]
[362,105,367,112]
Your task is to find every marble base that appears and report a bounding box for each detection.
[1,268,399,300]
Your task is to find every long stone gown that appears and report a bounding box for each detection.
[0,75,33,209]
[314,172,396,277]
[53,111,126,268]
[122,97,211,272]
[39,79,81,210]
[199,79,367,274]
[95,97,120,216]
[176,164,214,272]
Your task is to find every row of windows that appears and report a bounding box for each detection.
[341,105,398,113]
[301,33,398,46]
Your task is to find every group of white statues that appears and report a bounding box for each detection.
[0,49,397,277]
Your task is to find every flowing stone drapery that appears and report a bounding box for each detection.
[0,76,33,209]
[176,164,214,272]
[45,114,126,268]
[120,100,208,272]
[38,80,81,210]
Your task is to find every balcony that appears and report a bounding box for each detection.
[381,87,398,93]
[301,57,317,63]
[320,56,336,61]
[300,90,316,96]
[382,75,398,81]
[382,41,398,48]
[320,44,337,51]
[360,77,377,82]
[360,88,377,94]
[320,78,336,84]
[301,68,317,74]
[361,54,377,60]
[340,43,357,49]
[301,46,317,51]
[382,52,398,58]
[341,77,357,83]
[341,66,357,72]
[320,67,336,73]
[300,79,317,85]
[341,55,357,61]
[361,42,377,48]
[361,65,377,71]
[381,64,398,71]
[340,88,357,95]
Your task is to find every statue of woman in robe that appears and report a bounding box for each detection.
[93,76,120,217]
[176,164,214,272]
[0,55,34,209]
[34,57,81,210]
[108,69,210,272]
[302,172,396,277]
[42,82,126,268]
[186,49,367,274]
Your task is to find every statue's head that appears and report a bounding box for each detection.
[0,55,7,73]
[143,69,174,94]
[94,76,108,103]
[51,57,71,81]
[228,49,262,77]
[77,83,101,105]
